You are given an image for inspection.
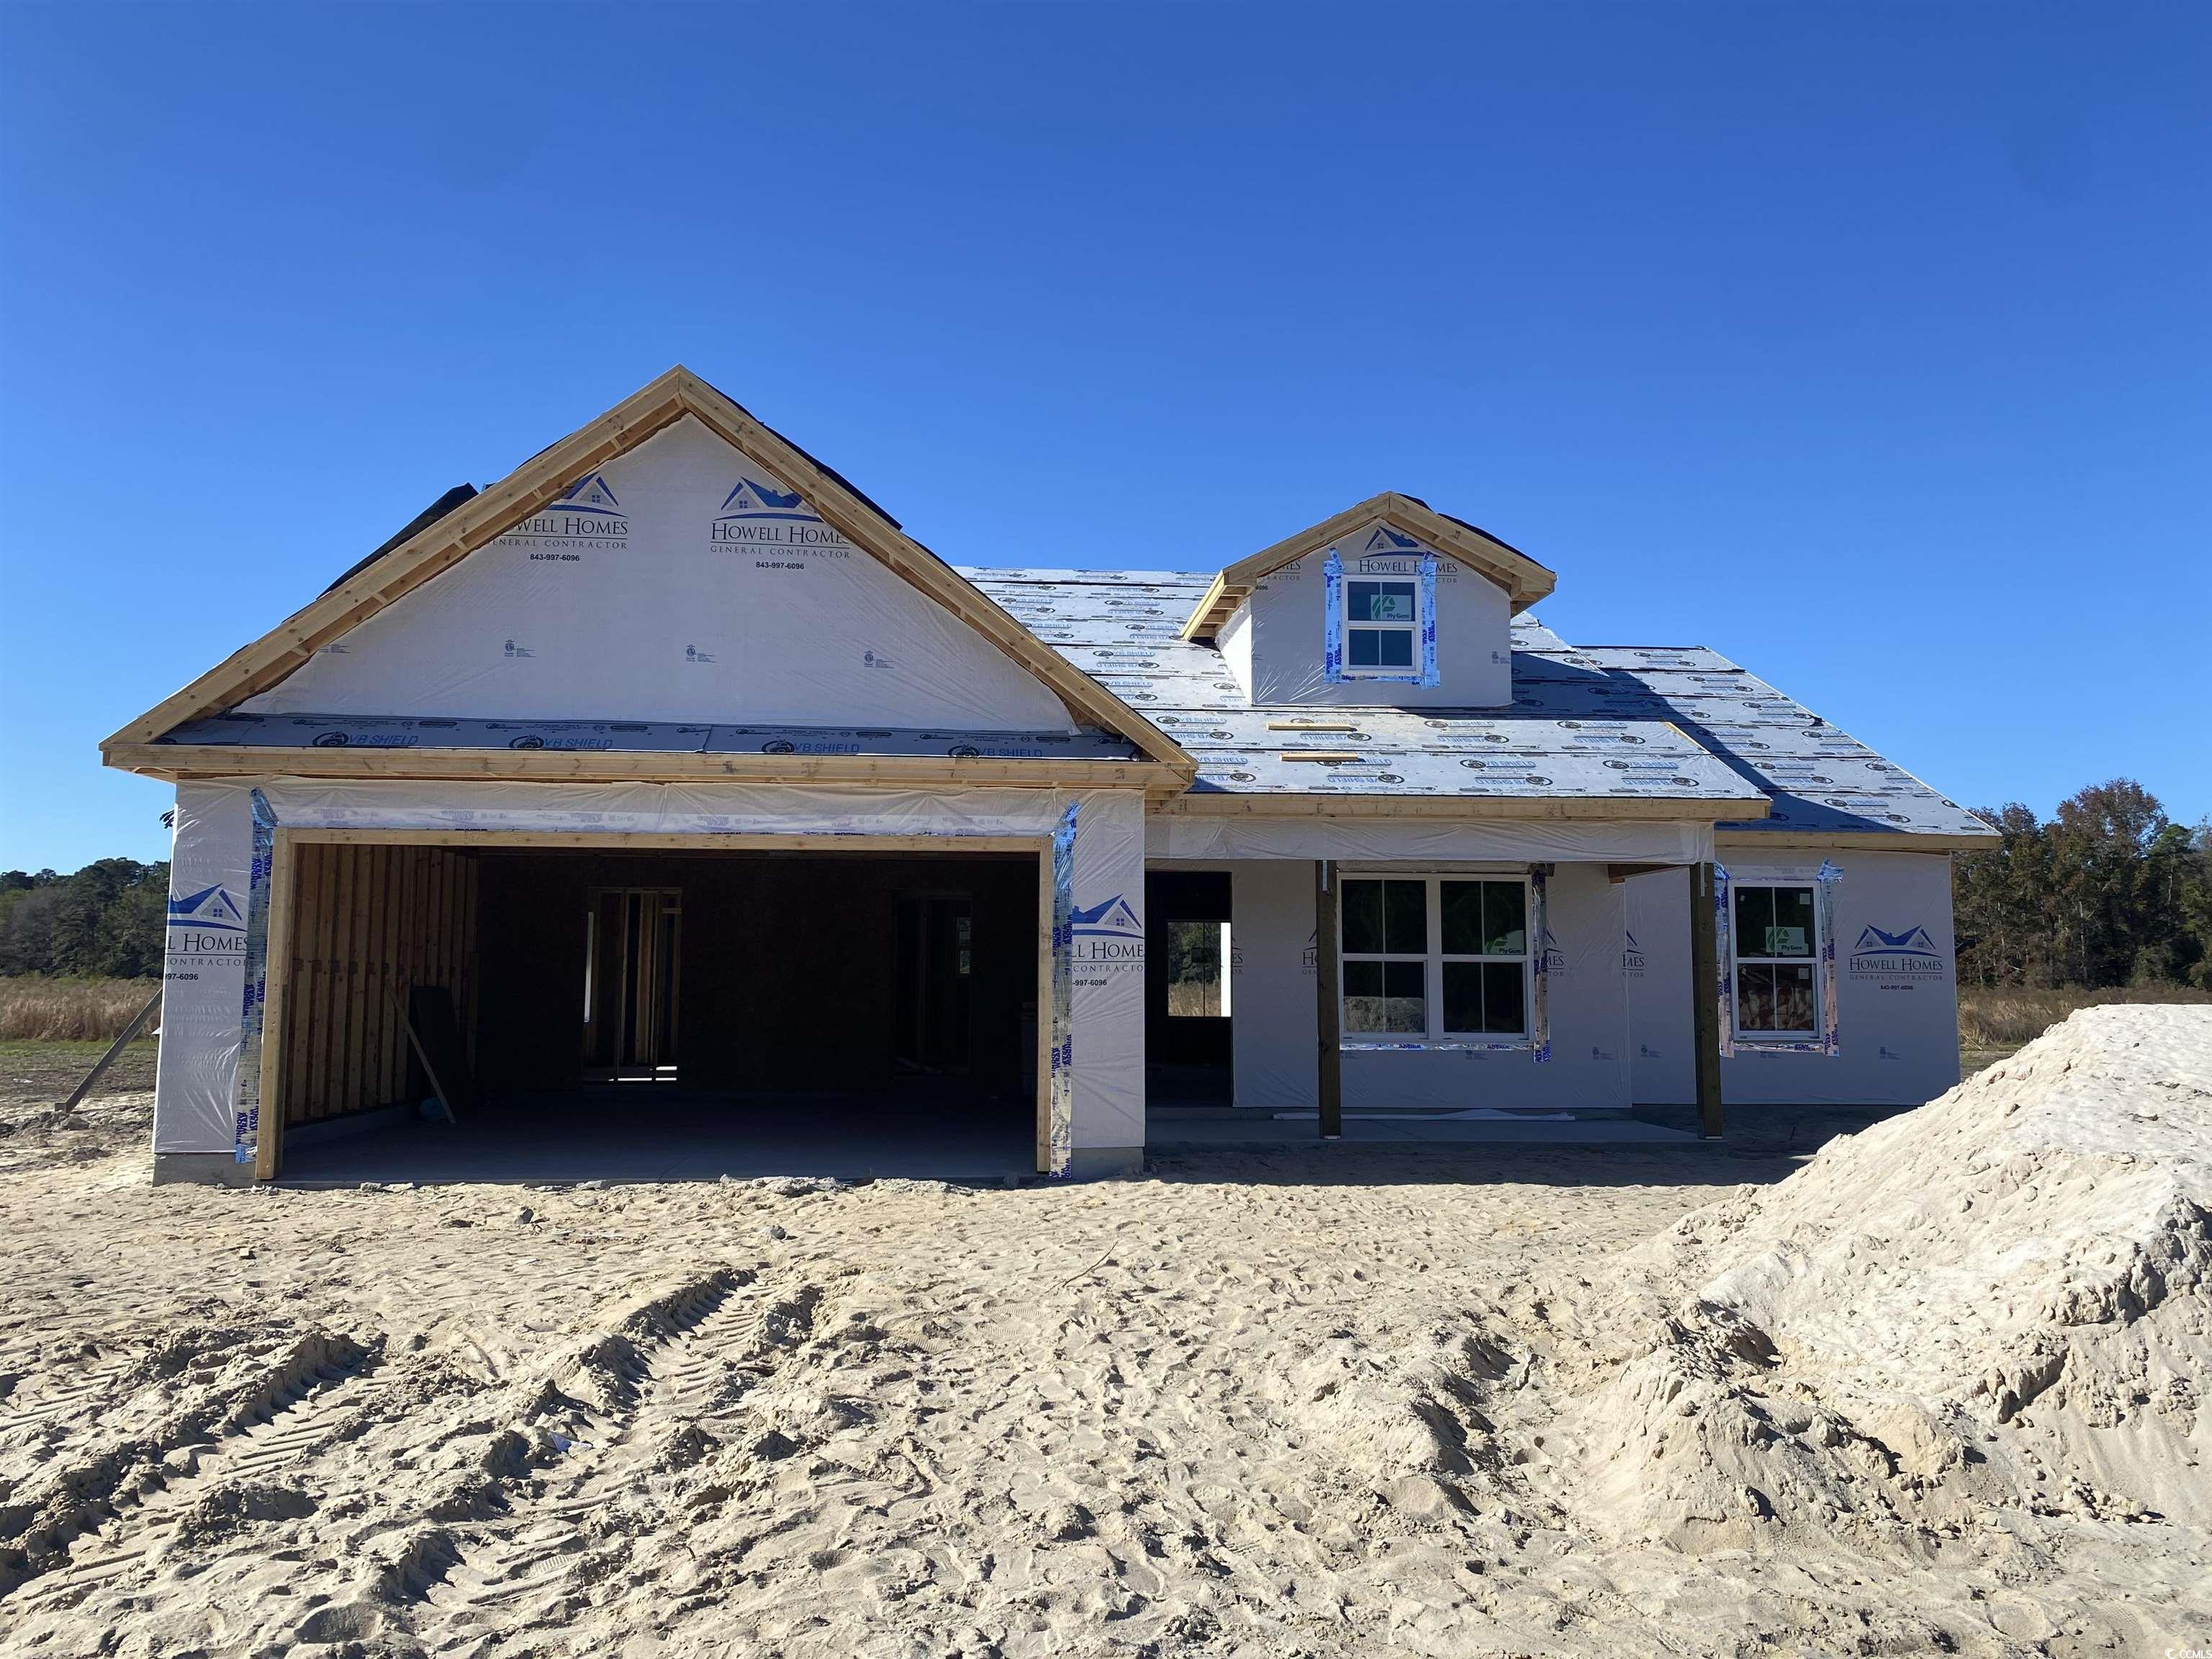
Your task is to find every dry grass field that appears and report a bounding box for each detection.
[0,977,161,1042]
[1957,984,2211,1069]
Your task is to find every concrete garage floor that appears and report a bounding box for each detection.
[279,1089,1040,1187]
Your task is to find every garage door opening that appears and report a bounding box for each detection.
[269,840,1046,1184]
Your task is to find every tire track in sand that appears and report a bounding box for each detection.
[0,1351,138,1445]
[415,1269,820,1653]
[6,1342,381,1609]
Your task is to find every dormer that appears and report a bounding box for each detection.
[1182,493,1555,708]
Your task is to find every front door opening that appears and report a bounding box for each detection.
[1146,870,1233,1105]
[583,887,682,1080]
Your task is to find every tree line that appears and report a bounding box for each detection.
[1954,780,2211,990]
[0,860,171,979]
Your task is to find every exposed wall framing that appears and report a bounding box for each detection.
[274,840,478,1130]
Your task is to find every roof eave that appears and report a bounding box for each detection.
[1155,792,1771,821]
[102,740,1191,798]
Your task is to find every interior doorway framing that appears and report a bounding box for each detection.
[583,886,683,1079]
[255,827,1059,1182]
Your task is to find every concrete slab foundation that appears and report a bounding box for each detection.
[152,1153,257,1187]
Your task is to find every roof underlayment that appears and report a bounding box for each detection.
[142,548,1984,840]
[958,566,1991,840]
[151,562,1990,845]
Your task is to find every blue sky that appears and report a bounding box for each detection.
[2,4,2206,872]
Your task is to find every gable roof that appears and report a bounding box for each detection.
[1181,492,1557,642]
[104,367,1194,780]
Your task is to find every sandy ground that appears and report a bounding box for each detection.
[1,1012,2207,1658]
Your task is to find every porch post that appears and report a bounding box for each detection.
[1315,860,1341,1140]
[1689,862,1725,1138]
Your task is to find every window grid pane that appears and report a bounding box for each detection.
[1439,882,1483,956]
[1483,882,1526,955]
[1344,876,1536,1044]
[1732,884,1821,1035]
[1442,961,1481,1034]
[1342,881,1384,954]
[1735,885,1773,945]
[1341,577,1421,675]
[1483,961,1527,1035]
[1382,881,1426,954]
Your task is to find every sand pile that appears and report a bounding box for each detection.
[1559,1006,2212,1549]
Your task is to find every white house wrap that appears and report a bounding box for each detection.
[106,369,1992,1184]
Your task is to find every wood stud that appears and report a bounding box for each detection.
[271,836,485,1130]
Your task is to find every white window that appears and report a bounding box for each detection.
[1732,882,1820,1039]
[1343,577,1421,674]
[1341,876,1529,1040]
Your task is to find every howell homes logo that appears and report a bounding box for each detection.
[1070,894,1144,966]
[1355,523,1424,575]
[167,884,248,962]
[711,476,851,557]
[556,473,624,518]
[1849,923,1944,980]
[716,476,808,518]
[508,472,629,554]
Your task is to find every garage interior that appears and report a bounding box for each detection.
[271,840,1045,1183]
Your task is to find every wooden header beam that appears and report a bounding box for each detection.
[285,828,1048,853]
[101,743,1185,795]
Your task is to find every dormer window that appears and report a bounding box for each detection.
[1344,579,1420,673]
[1184,497,1545,706]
